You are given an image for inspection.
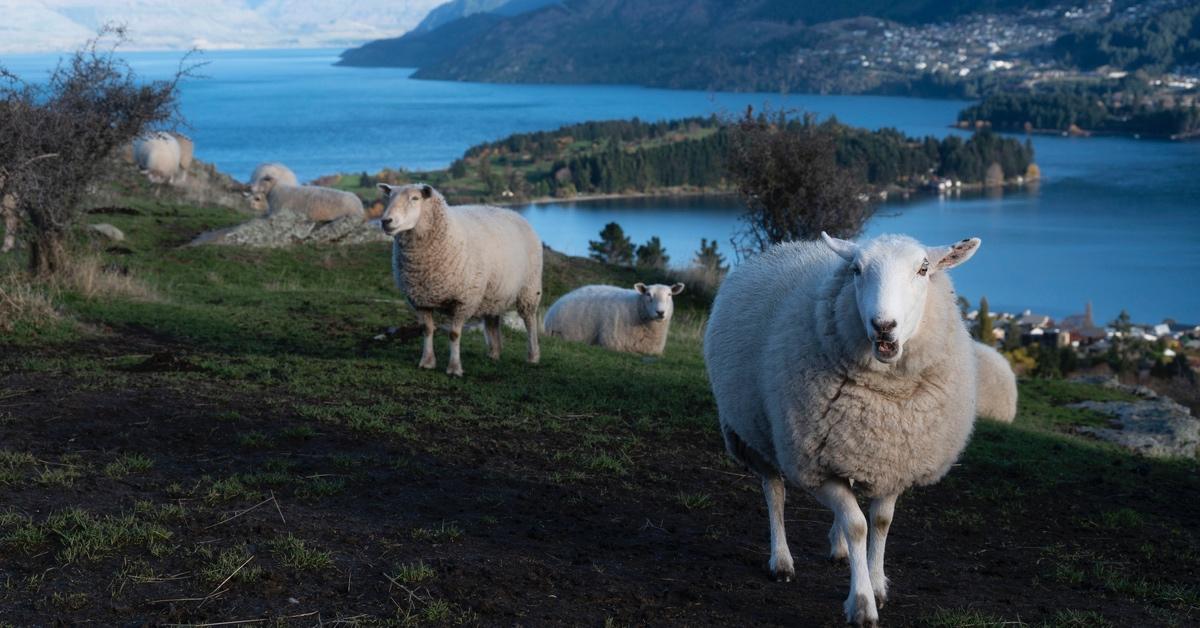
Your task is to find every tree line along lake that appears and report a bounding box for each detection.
[3,47,1197,323]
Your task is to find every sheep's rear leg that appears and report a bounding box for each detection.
[762,475,795,582]
[814,478,878,627]
[417,310,437,370]
[445,313,467,377]
[519,305,540,364]
[868,493,899,609]
[483,315,503,360]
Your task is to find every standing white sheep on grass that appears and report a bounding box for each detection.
[380,183,542,377]
[704,232,983,627]
[544,282,685,355]
[133,132,181,184]
[974,342,1018,423]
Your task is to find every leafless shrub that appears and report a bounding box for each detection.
[725,106,872,258]
[0,25,194,275]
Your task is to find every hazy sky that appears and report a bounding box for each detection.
[0,0,446,53]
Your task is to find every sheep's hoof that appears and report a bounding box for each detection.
[446,365,464,377]
[874,592,887,610]
[768,557,796,583]
[844,593,879,627]
[527,352,540,364]
[418,357,437,370]
[488,351,501,361]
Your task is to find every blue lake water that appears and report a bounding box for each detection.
[3,48,1198,322]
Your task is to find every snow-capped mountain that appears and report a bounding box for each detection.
[0,0,446,53]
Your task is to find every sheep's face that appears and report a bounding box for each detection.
[247,192,268,213]
[378,183,434,236]
[822,232,980,364]
[634,282,685,321]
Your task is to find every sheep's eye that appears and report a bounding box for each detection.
[918,259,929,277]
[410,196,419,201]
[851,264,862,276]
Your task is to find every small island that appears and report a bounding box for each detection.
[322,115,1037,207]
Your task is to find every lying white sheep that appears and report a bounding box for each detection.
[249,185,364,222]
[249,162,299,197]
[133,132,181,184]
[544,282,684,355]
[704,232,982,627]
[974,342,1017,423]
[380,183,542,377]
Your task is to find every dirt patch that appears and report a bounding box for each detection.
[0,335,1197,626]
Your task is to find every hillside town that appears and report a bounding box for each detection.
[802,0,1200,104]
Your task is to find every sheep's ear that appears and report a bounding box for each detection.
[928,237,981,271]
[377,183,393,197]
[820,231,856,262]
[634,283,648,294]
[421,184,433,199]
[670,283,685,295]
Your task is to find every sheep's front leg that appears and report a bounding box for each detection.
[814,478,878,627]
[519,305,540,364]
[762,475,795,581]
[445,313,467,377]
[417,310,437,370]
[868,493,898,609]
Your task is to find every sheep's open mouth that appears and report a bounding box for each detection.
[874,339,898,359]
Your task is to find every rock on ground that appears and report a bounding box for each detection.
[191,212,389,248]
[1071,397,1199,459]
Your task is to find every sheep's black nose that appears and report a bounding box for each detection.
[381,218,393,228]
[656,310,666,318]
[871,318,897,333]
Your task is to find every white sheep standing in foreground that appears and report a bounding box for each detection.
[704,232,982,626]
[380,183,542,377]
[544,282,684,355]
[248,162,299,197]
[249,185,364,222]
[133,132,181,184]
[974,342,1017,423]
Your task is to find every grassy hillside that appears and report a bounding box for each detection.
[0,192,1197,625]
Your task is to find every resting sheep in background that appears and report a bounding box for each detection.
[249,185,364,222]
[544,282,685,355]
[380,183,542,377]
[704,232,982,627]
[249,162,299,198]
[974,342,1018,423]
[133,132,181,184]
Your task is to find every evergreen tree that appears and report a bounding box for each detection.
[694,238,728,273]
[977,296,994,344]
[588,222,634,266]
[635,236,669,269]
